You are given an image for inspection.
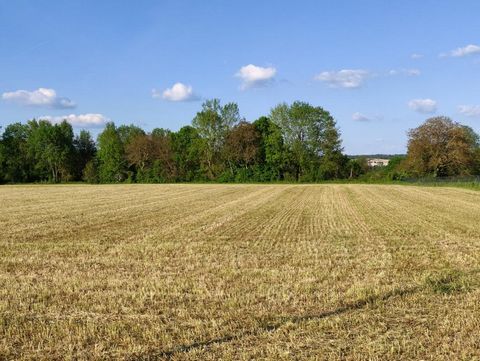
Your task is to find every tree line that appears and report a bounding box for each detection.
[1,100,479,184]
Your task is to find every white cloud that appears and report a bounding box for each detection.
[352,112,371,122]
[235,64,276,89]
[411,53,424,59]
[2,88,75,109]
[153,82,198,102]
[458,105,480,118]
[41,113,109,127]
[314,69,369,89]
[389,68,421,76]
[352,112,383,122]
[442,44,480,57]
[408,98,437,114]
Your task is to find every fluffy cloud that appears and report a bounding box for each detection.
[41,113,108,127]
[2,88,75,109]
[458,105,480,117]
[408,98,437,114]
[235,64,276,89]
[314,69,369,88]
[352,112,371,122]
[153,82,198,102]
[442,44,480,57]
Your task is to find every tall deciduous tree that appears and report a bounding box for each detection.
[97,122,126,183]
[192,99,241,178]
[125,130,177,182]
[171,126,202,181]
[27,119,75,182]
[224,121,260,172]
[270,101,343,181]
[0,123,31,183]
[151,129,177,182]
[318,117,346,180]
[406,116,480,177]
[125,134,156,175]
[253,116,286,180]
[73,130,96,180]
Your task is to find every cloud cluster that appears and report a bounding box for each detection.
[458,105,480,118]
[314,69,369,89]
[235,64,276,89]
[408,98,437,114]
[41,113,109,127]
[442,44,480,57]
[2,88,75,109]
[153,82,198,102]
[5,47,476,128]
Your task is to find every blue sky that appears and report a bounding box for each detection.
[1,0,480,154]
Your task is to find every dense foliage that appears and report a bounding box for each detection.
[1,103,479,184]
[404,116,480,177]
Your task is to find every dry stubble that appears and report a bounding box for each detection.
[1,184,480,360]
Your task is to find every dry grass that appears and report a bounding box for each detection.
[1,184,480,360]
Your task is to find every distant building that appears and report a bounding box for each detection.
[368,158,390,167]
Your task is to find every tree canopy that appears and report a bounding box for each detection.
[405,116,480,177]
[1,102,479,184]
[270,101,344,181]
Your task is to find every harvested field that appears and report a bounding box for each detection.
[1,184,480,360]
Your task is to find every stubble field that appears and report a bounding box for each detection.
[1,184,480,360]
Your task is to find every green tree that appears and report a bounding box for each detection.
[192,99,241,179]
[270,101,344,181]
[26,119,75,182]
[171,126,202,181]
[317,116,345,179]
[383,155,408,180]
[347,157,369,179]
[253,116,286,181]
[117,124,145,146]
[0,123,32,182]
[96,122,126,182]
[462,125,480,174]
[73,130,96,180]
